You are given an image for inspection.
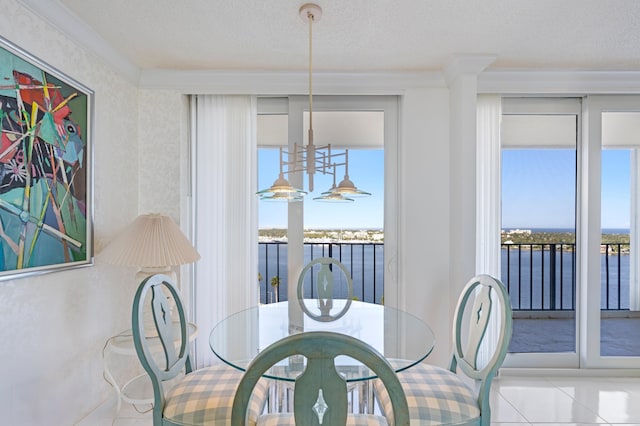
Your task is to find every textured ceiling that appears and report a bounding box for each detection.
[55,0,640,72]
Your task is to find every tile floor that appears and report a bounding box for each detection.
[77,374,640,426]
[490,375,640,426]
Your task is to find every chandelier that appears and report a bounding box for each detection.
[257,3,371,203]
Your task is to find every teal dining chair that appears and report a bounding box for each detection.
[231,331,410,426]
[131,274,268,425]
[297,257,354,322]
[374,274,513,426]
[294,258,365,413]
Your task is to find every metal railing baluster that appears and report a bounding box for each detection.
[259,240,629,310]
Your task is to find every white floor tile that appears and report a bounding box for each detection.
[490,384,530,423]
[492,423,532,426]
[496,378,608,424]
[75,396,151,426]
[80,375,640,426]
[528,424,612,426]
[113,419,152,426]
[545,377,640,424]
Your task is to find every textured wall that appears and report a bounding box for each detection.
[398,88,451,367]
[0,0,140,423]
[137,89,186,220]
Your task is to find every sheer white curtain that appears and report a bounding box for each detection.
[476,94,502,277]
[192,95,258,367]
[476,94,502,367]
[631,149,640,311]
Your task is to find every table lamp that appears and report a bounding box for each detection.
[101,213,200,275]
[101,213,201,322]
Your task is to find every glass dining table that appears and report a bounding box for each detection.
[209,300,435,383]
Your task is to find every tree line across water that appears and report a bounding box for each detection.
[259,228,384,242]
[260,229,629,245]
[502,230,629,245]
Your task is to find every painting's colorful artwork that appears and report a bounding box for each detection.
[0,37,92,280]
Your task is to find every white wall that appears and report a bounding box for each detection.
[0,0,139,423]
[137,89,193,307]
[448,74,482,331]
[137,90,188,219]
[398,88,452,366]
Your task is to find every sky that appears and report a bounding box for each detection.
[258,148,384,229]
[501,149,631,230]
[259,147,632,231]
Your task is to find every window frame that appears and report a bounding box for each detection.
[500,97,582,369]
[257,95,400,306]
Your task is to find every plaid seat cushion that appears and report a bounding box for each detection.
[373,364,480,426]
[164,364,269,426]
[257,413,389,426]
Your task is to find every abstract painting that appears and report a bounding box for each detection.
[0,37,93,280]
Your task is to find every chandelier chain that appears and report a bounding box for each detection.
[255,4,371,202]
[308,9,314,135]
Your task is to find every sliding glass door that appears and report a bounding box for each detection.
[585,96,640,368]
[500,96,640,369]
[501,98,580,368]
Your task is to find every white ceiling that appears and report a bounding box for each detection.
[25,0,640,74]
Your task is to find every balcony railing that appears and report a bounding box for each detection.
[502,242,630,311]
[258,242,384,305]
[502,243,576,311]
[260,241,631,311]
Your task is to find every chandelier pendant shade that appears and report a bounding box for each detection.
[257,3,371,202]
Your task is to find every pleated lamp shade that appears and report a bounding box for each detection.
[101,214,200,268]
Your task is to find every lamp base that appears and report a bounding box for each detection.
[135,267,179,335]
[136,266,176,284]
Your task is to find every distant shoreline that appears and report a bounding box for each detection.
[261,227,630,232]
[258,228,630,244]
[503,227,629,234]
[259,228,384,243]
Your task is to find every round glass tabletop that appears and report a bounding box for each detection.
[210,300,434,382]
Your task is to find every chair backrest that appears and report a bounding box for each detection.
[296,257,354,322]
[450,274,512,413]
[231,331,409,426]
[131,274,192,421]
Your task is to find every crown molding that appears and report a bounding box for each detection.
[14,1,640,95]
[137,68,640,96]
[443,54,497,86]
[479,70,640,95]
[138,70,447,94]
[18,0,140,83]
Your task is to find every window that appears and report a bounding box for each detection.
[500,98,580,368]
[257,96,397,306]
[499,96,640,369]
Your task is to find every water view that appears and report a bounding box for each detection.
[259,229,632,311]
[258,242,384,304]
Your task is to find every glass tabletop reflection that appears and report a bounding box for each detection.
[209,300,434,382]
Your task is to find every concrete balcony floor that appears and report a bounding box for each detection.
[510,314,640,355]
